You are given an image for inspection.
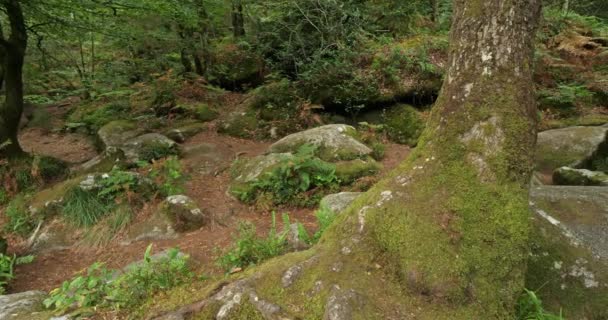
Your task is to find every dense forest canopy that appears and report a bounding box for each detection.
[0,0,607,319]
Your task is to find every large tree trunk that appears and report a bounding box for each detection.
[0,0,27,158]
[151,0,542,319]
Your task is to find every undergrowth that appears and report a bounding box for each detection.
[44,245,193,314]
[516,289,563,320]
[0,254,35,294]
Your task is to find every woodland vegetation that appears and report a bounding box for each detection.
[0,0,608,319]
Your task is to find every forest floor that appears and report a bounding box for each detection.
[8,100,411,293]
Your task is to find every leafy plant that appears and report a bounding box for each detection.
[0,254,35,294]
[516,289,563,320]
[218,212,289,272]
[312,206,338,242]
[62,187,115,228]
[4,195,36,236]
[235,144,339,206]
[141,156,186,196]
[44,245,192,313]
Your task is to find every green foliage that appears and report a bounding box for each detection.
[141,156,186,196]
[539,84,595,114]
[207,41,263,90]
[0,254,35,295]
[138,141,180,163]
[516,289,563,320]
[312,206,337,242]
[218,212,289,272]
[62,187,115,228]
[383,104,425,146]
[44,245,192,313]
[33,156,69,182]
[235,145,339,206]
[4,195,36,236]
[70,101,131,131]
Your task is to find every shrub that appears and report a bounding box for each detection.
[218,212,289,272]
[0,254,35,295]
[538,84,595,116]
[4,195,36,236]
[140,156,186,197]
[516,289,563,320]
[234,144,339,206]
[137,141,180,163]
[312,205,338,242]
[383,104,425,146]
[44,245,192,313]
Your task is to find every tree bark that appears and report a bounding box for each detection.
[149,0,543,319]
[0,0,27,158]
[430,0,440,25]
[231,0,245,38]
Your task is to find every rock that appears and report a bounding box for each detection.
[71,147,125,175]
[0,291,46,319]
[285,223,310,251]
[181,143,234,175]
[535,126,608,175]
[28,219,76,253]
[382,104,425,146]
[160,195,209,232]
[165,123,206,143]
[123,250,188,273]
[553,166,608,186]
[320,192,363,215]
[124,212,178,244]
[323,285,359,320]
[228,153,295,196]
[269,124,372,161]
[527,186,608,318]
[121,133,178,163]
[217,111,259,138]
[97,120,144,149]
[335,159,382,183]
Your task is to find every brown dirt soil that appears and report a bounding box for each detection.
[8,120,410,295]
[19,128,98,164]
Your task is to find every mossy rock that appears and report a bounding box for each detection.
[72,147,126,175]
[527,186,608,319]
[218,111,259,139]
[160,195,209,232]
[319,192,363,216]
[535,126,608,175]
[0,291,47,320]
[165,123,207,143]
[553,166,608,186]
[335,159,383,184]
[121,133,179,163]
[207,42,264,90]
[228,153,295,197]
[382,104,425,146]
[268,124,372,162]
[97,120,145,149]
[176,103,219,122]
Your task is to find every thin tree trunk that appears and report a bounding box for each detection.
[180,48,193,73]
[147,1,544,319]
[562,0,570,16]
[231,0,245,38]
[0,0,27,158]
[430,0,439,25]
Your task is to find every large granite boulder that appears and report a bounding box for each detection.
[121,133,179,163]
[165,123,206,143]
[160,195,209,232]
[535,126,608,175]
[0,291,48,319]
[553,166,608,186]
[527,185,608,318]
[268,124,372,161]
[229,153,295,196]
[319,192,363,215]
[97,120,145,149]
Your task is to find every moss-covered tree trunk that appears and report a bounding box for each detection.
[0,0,27,158]
[151,1,543,319]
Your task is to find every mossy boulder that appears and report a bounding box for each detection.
[319,192,362,215]
[97,120,145,149]
[527,185,608,319]
[207,42,264,90]
[335,159,382,184]
[121,133,179,163]
[176,103,219,122]
[535,126,608,175]
[268,124,372,161]
[229,153,295,197]
[218,111,259,138]
[72,147,126,175]
[165,123,207,143]
[28,219,76,253]
[553,166,608,186]
[382,104,425,146]
[160,195,209,232]
[0,291,47,320]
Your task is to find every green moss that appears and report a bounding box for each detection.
[335,159,382,184]
[383,104,425,146]
[218,111,259,138]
